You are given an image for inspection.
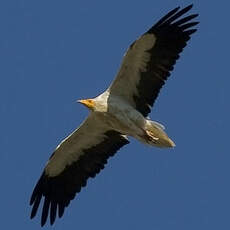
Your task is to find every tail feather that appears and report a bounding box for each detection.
[150,121,165,130]
[144,120,175,148]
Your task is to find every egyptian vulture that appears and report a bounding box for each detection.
[30,4,198,226]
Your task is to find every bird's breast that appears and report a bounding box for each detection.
[99,99,145,135]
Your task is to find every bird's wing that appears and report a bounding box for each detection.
[30,113,129,226]
[108,4,199,117]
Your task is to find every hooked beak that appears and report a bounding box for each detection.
[77,99,95,110]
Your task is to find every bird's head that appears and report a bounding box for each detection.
[77,99,95,111]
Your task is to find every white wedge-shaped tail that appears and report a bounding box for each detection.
[145,120,175,148]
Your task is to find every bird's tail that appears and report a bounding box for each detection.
[144,120,175,148]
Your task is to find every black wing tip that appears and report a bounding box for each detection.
[192,13,199,18]
[41,197,50,227]
[29,189,38,206]
[151,4,198,31]
[50,202,58,226]
[186,29,197,35]
[172,6,181,12]
[186,21,200,28]
[30,211,36,220]
[179,4,194,14]
[29,199,33,206]
[41,220,47,227]
[58,204,65,218]
[153,6,180,28]
[40,201,60,227]
[173,4,194,15]
[185,4,193,10]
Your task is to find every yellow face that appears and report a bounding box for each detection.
[77,99,95,110]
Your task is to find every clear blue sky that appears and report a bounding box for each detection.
[1,0,229,229]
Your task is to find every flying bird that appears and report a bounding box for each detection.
[30,4,198,226]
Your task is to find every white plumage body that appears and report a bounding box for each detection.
[93,91,175,148]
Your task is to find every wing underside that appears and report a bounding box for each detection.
[109,5,199,117]
[30,114,129,226]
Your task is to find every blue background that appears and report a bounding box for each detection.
[1,0,229,229]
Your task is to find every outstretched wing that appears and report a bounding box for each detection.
[30,113,129,226]
[108,4,199,117]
